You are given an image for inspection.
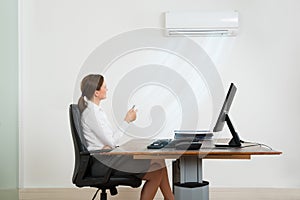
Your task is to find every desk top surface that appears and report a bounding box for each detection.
[96,139,282,159]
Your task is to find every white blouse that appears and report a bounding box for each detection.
[81,100,129,151]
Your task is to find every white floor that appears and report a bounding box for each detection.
[19,187,300,200]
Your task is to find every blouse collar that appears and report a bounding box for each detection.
[86,99,102,111]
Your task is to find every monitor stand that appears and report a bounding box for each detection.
[215,114,242,147]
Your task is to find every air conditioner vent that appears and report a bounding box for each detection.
[165,11,239,37]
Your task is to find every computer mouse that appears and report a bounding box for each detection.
[175,142,202,150]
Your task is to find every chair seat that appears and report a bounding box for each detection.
[75,175,142,188]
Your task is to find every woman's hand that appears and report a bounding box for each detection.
[124,107,137,123]
[102,145,112,150]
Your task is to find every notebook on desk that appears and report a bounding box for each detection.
[174,130,213,140]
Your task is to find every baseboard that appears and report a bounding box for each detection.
[210,188,300,200]
[19,187,300,200]
[19,187,163,200]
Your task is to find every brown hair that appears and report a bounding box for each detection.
[78,74,104,113]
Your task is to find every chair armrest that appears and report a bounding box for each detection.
[79,149,114,184]
[103,168,114,183]
[80,151,91,155]
[88,149,114,184]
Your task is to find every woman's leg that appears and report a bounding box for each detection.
[140,168,163,200]
[145,159,174,200]
[159,166,174,200]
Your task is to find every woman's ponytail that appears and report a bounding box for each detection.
[78,96,87,113]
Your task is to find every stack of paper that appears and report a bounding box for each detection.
[174,130,213,140]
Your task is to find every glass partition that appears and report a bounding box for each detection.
[0,0,19,199]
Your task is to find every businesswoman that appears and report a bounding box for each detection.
[78,74,174,200]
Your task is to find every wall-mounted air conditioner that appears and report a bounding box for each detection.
[165,11,239,37]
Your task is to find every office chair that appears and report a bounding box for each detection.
[69,104,142,200]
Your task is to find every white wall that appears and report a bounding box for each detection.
[20,0,300,188]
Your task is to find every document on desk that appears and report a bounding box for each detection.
[174,130,213,140]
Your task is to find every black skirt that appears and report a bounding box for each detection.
[91,155,151,179]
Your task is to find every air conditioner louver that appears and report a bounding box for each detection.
[165,11,239,37]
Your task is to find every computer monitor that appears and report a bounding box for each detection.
[213,83,242,147]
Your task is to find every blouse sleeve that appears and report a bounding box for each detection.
[82,104,132,149]
[92,110,130,148]
[85,111,116,148]
[112,121,129,145]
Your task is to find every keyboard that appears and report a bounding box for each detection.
[147,138,202,150]
[165,138,199,148]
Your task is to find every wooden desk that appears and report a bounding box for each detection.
[103,139,281,159]
[95,139,281,200]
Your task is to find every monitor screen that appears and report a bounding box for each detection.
[213,83,237,132]
[213,83,242,147]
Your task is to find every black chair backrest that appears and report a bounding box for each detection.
[69,104,89,182]
[70,104,88,152]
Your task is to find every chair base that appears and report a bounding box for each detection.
[100,191,107,200]
[91,187,118,200]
